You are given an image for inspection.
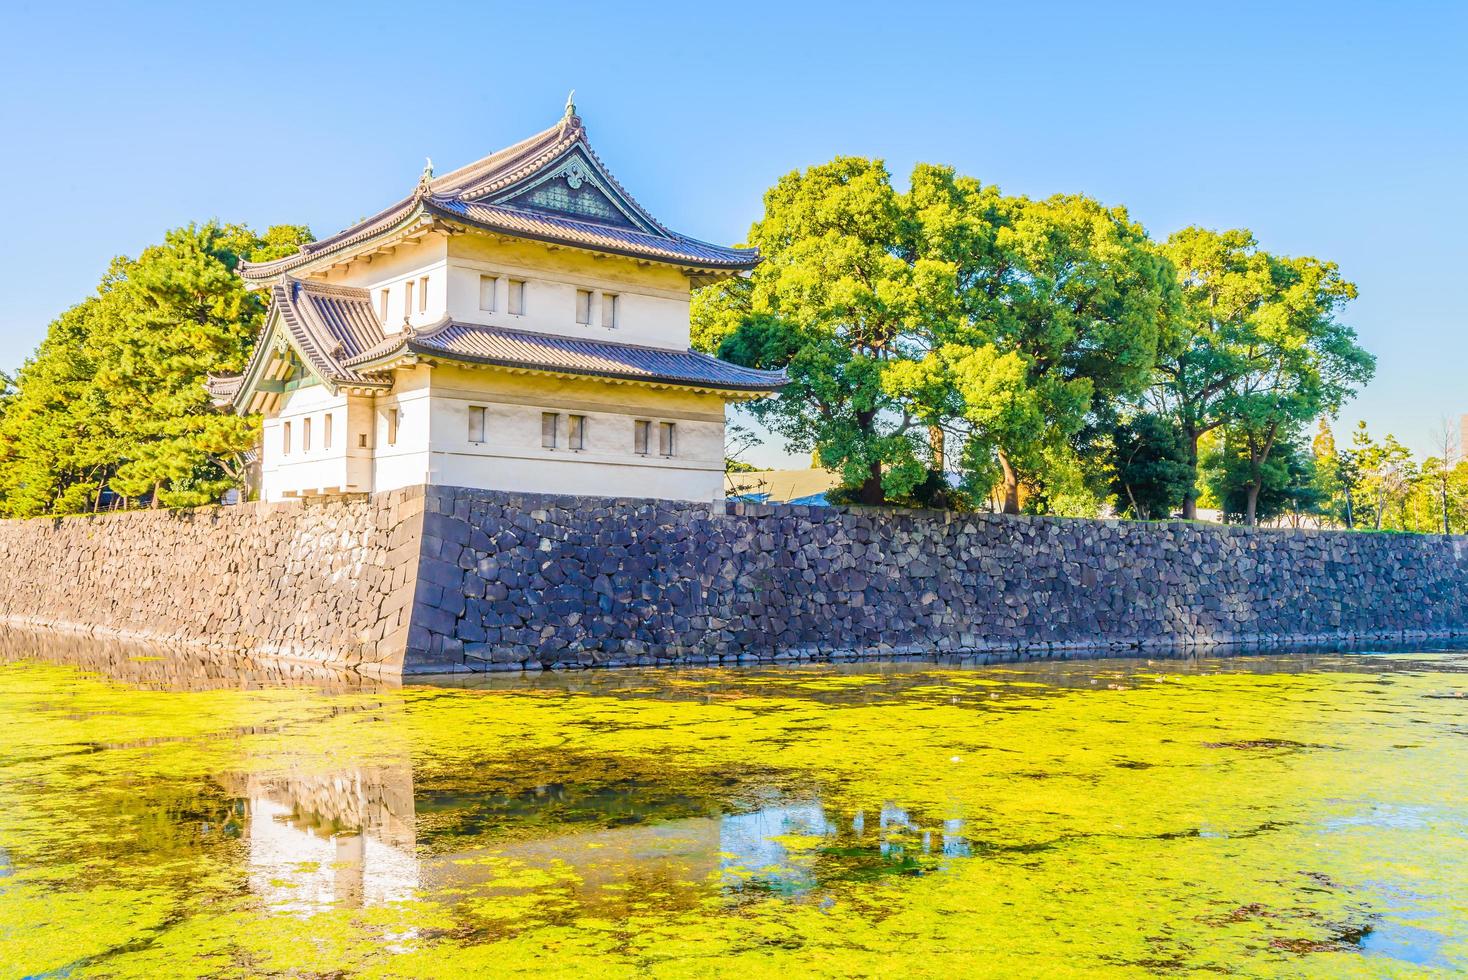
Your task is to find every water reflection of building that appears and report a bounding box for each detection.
[223,763,977,918]
[219,769,419,914]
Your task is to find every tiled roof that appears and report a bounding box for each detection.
[238,111,757,280]
[346,320,787,394]
[267,279,390,388]
[205,373,242,404]
[428,198,754,268]
[209,278,391,412]
[209,276,784,410]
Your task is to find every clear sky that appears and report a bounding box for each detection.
[1,0,1463,468]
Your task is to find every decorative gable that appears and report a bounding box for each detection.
[490,149,656,233]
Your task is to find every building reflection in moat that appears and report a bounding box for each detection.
[221,765,971,917]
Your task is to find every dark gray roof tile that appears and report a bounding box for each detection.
[347,320,786,393]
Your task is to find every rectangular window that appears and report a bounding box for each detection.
[358,433,368,449]
[418,276,429,313]
[575,289,592,325]
[282,420,292,455]
[541,412,558,448]
[468,405,486,443]
[387,408,399,446]
[403,279,414,318]
[479,275,498,311]
[659,421,676,457]
[303,416,312,453]
[601,293,618,329]
[634,419,651,455]
[378,289,389,321]
[568,414,586,450]
[508,279,526,315]
[323,412,333,449]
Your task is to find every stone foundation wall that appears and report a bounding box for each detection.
[405,486,1468,673]
[0,489,424,677]
[2,484,1466,677]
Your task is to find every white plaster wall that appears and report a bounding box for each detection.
[311,236,449,335]
[424,365,727,502]
[445,235,692,350]
[260,385,355,501]
[371,365,434,493]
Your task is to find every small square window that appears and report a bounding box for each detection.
[634,419,651,456]
[418,276,429,313]
[358,433,368,449]
[282,420,292,455]
[658,421,676,457]
[575,289,592,325]
[568,414,586,450]
[509,279,526,315]
[323,412,333,449]
[542,412,558,449]
[601,293,618,329]
[468,405,486,443]
[303,416,312,453]
[479,275,498,312]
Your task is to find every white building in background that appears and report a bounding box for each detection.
[210,97,784,503]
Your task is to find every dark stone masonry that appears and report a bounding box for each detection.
[1,484,1466,677]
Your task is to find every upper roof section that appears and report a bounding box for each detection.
[238,98,759,283]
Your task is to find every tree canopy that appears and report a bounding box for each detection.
[698,158,1175,511]
[0,222,312,516]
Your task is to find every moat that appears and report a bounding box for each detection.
[1,640,1465,977]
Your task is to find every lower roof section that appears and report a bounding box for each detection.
[345,319,787,395]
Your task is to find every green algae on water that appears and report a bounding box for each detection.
[0,652,1465,978]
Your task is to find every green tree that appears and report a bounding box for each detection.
[1152,228,1373,525]
[1108,412,1193,519]
[923,180,1173,513]
[0,221,313,516]
[700,160,1173,511]
[699,158,954,504]
[1204,429,1320,525]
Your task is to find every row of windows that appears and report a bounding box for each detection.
[281,413,336,455]
[574,289,619,328]
[466,408,676,457]
[478,275,527,315]
[281,407,676,458]
[375,273,623,328]
[378,276,430,322]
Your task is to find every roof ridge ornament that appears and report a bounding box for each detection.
[561,89,580,133]
[416,157,434,198]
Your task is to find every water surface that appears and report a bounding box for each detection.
[1,641,1465,977]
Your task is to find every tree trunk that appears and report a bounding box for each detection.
[1442,481,1451,535]
[1124,484,1146,521]
[150,482,161,509]
[997,449,1020,515]
[1181,431,1201,520]
[1244,482,1260,527]
[858,460,884,506]
[929,426,946,472]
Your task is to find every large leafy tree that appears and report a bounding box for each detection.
[1152,228,1373,523]
[1223,254,1374,525]
[0,221,312,516]
[695,158,958,504]
[699,159,1173,511]
[940,191,1174,512]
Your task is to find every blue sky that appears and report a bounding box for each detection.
[1,0,1463,467]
